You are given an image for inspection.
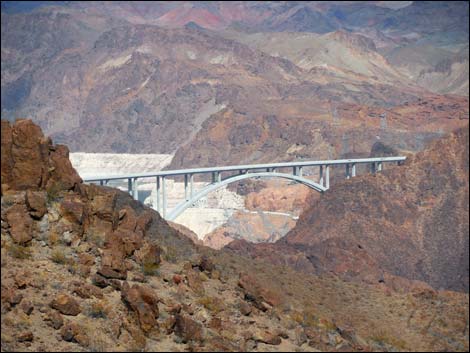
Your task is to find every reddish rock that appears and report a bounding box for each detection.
[238,273,281,310]
[173,274,182,285]
[45,310,64,329]
[60,322,89,346]
[92,273,110,288]
[78,253,95,266]
[174,314,204,343]
[198,255,215,273]
[6,204,33,244]
[50,294,81,316]
[20,300,34,315]
[239,301,252,316]
[98,265,127,280]
[121,282,159,332]
[252,330,282,345]
[60,197,86,225]
[25,190,47,219]
[135,242,161,266]
[17,331,34,342]
[185,269,205,295]
[1,119,81,193]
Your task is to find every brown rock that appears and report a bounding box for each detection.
[50,294,81,316]
[185,269,205,295]
[198,255,215,273]
[134,242,161,266]
[238,273,281,310]
[60,198,86,225]
[239,301,252,316]
[252,330,282,345]
[78,253,95,266]
[173,274,182,285]
[174,314,204,343]
[60,322,89,346]
[6,204,33,244]
[25,190,47,219]
[45,310,64,329]
[121,282,159,332]
[98,265,127,280]
[294,327,308,346]
[20,300,34,315]
[92,273,110,288]
[17,331,34,342]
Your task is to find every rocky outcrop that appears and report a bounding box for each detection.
[1,119,81,193]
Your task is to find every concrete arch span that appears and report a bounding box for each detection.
[166,172,326,221]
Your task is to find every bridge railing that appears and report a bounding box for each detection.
[82,156,406,219]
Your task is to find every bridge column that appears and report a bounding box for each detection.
[351,163,356,177]
[377,162,383,171]
[184,174,189,201]
[128,178,133,195]
[190,174,194,198]
[99,180,104,186]
[298,167,303,177]
[325,165,330,189]
[371,162,376,174]
[212,172,216,183]
[132,178,139,201]
[293,166,298,176]
[346,164,351,179]
[155,177,161,213]
[162,176,167,219]
[319,165,324,186]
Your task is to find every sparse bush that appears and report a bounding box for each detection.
[7,243,32,259]
[141,260,160,276]
[86,301,108,319]
[86,231,105,248]
[50,247,70,265]
[369,330,407,350]
[162,246,177,263]
[46,182,64,204]
[197,296,224,314]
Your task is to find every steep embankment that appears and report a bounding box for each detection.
[228,126,469,293]
[2,119,468,352]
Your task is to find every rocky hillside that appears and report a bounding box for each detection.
[2,119,469,352]
[228,125,469,293]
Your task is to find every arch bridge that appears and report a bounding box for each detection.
[83,157,406,221]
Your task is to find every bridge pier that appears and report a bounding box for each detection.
[162,176,167,218]
[346,164,351,179]
[184,174,189,201]
[132,178,139,200]
[190,174,194,198]
[377,162,383,171]
[351,163,356,177]
[325,165,330,189]
[155,177,161,213]
[128,178,133,196]
[319,165,324,185]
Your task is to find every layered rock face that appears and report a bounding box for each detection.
[2,119,468,352]
[229,126,469,292]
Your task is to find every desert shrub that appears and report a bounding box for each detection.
[86,301,108,319]
[141,260,160,276]
[46,182,64,204]
[162,246,177,263]
[7,243,32,259]
[50,247,70,265]
[369,330,407,350]
[197,296,224,314]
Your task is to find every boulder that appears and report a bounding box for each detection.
[25,190,47,219]
[174,314,204,343]
[121,282,159,332]
[50,294,81,316]
[6,204,33,244]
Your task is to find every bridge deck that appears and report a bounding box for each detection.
[83,156,406,182]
